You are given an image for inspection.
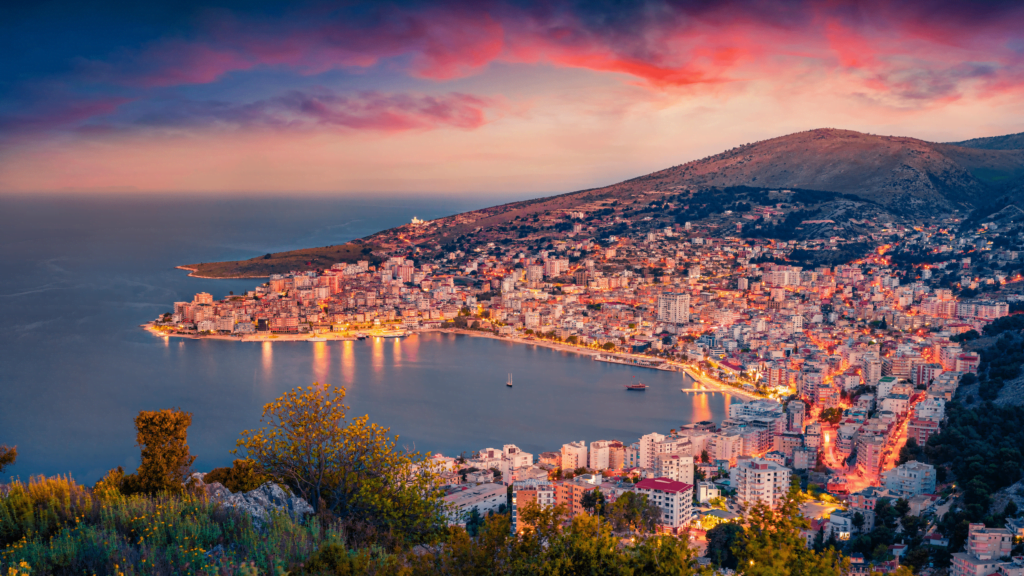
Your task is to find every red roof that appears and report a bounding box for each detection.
[635,477,693,493]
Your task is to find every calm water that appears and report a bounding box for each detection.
[0,194,735,483]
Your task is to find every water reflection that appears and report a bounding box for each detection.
[312,341,328,382]
[261,341,273,373]
[693,392,712,422]
[340,341,355,386]
[371,337,384,371]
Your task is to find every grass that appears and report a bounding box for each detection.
[180,242,381,279]
[1,475,350,576]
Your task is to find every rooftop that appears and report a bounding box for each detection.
[635,477,693,493]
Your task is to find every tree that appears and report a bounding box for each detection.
[820,408,844,425]
[893,498,910,518]
[607,492,662,534]
[126,409,196,494]
[733,476,848,576]
[852,511,865,532]
[706,522,743,569]
[236,384,448,543]
[701,449,711,464]
[0,445,15,474]
[580,488,606,516]
[898,438,924,465]
[203,458,269,493]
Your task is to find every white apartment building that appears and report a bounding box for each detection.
[635,477,694,534]
[732,458,792,509]
[711,429,743,464]
[657,293,691,324]
[696,481,721,504]
[653,454,694,484]
[561,440,588,471]
[503,444,534,469]
[638,432,666,468]
[915,398,946,422]
[881,460,937,498]
[589,440,612,470]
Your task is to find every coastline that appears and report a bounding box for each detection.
[141,323,762,401]
[175,265,270,280]
[425,328,763,401]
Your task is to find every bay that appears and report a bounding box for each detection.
[0,194,735,483]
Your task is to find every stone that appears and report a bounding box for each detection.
[221,482,315,529]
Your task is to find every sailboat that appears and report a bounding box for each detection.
[506,374,513,388]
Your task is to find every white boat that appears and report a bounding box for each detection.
[308,337,327,342]
[506,373,513,388]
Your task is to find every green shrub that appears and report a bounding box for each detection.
[1,476,345,575]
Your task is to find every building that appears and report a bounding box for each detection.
[696,481,721,504]
[908,418,940,446]
[444,482,508,525]
[511,480,555,532]
[732,458,792,509]
[856,435,885,479]
[561,441,588,471]
[787,400,805,433]
[589,440,612,470]
[638,432,666,468]
[652,453,694,484]
[950,523,1018,576]
[555,478,599,518]
[967,523,1014,560]
[634,477,694,534]
[882,461,936,498]
[657,293,691,324]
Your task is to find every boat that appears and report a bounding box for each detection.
[356,333,367,340]
[506,374,513,388]
[308,337,327,342]
[625,383,648,391]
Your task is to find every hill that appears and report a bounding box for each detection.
[182,128,1024,277]
[948,132,1024,151]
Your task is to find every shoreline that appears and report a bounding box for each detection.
[141,323,762,401]
[175,265,270,280]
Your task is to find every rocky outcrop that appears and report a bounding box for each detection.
[190,473,314,528]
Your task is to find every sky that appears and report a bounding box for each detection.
[2,0,1024,195]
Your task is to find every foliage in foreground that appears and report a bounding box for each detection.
[732,477,848,576]
[235,384,449,545]
[0,447,15,475]
[0,475,345,575]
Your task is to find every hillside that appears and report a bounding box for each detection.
[949,131,1024,151]
[180,241,379,279]
[183,128,1024,277]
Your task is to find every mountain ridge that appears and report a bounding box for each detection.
[183,127,1024,277]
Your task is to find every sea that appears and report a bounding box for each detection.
[0,194,738,483]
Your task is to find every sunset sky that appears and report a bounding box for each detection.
[3,0,1024,195]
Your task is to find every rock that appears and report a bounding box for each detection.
[188,472,232,503]
[204,544,227,560]
[221,482,315,529]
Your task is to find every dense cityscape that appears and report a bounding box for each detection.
[150,198,1024,575]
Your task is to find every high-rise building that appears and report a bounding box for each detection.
[561,441,588,471]
[589,440,612,470]
[657,293,691,324]
[635,478,693,534]
[652,454,694,484]
[881,461,936,498]
[732,458,792,509]
[786,401,805,433]
[638,433,666,468]
[607,441,625,470]
[511,480,556,532]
